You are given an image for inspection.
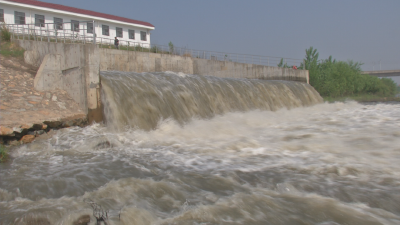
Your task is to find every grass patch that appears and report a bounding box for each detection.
[0,41,25,58]
[0,144,9,163]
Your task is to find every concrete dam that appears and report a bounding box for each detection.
[16,40,316,125]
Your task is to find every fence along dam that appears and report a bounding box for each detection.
[5,40,400,224]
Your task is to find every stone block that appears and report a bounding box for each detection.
[0,126,14,136]
[20,135,35,144]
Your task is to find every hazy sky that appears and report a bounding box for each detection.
[42,0,400,71]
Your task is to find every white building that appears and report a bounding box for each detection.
[0,0,155,46]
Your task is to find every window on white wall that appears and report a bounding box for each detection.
[87,22,93,34]
[102,25,109,36]
[116,27,123,38]
[128,30,135,39]
[54,17,63,30]
[0,9,4,22]
[14,11,25,24]
[71,20,79,32]
[35,14,45,27]
[140,31,146,41]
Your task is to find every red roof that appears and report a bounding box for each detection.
[5,0,155,28]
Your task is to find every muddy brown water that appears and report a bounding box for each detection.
[0,72,399,224]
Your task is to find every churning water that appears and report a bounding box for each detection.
[1,72,400,225]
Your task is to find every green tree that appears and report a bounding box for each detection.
[302,46,396,98]
[168,41,174,54]
[277,58,290,68]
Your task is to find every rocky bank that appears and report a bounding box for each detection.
[0,54,87,145]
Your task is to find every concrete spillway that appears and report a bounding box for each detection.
[101,71,322,130]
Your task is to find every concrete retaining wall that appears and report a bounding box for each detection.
[18,40,101,123]
[16,40,309,123]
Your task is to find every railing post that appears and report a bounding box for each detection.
[11,25,15,40]
[92,20,96,45]
[83,22,86,44]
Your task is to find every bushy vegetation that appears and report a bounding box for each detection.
[0,23,25,58]
[300,47,397,98]
[277,58,290,68]
[0,145,9,163]
[0,23,11,41]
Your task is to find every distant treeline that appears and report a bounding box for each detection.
[279,47,397,97]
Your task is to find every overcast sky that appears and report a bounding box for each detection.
[42,0,400,71]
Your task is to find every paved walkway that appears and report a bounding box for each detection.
[0,55,86,138]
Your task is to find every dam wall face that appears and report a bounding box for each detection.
[16,40,309,123]
[99,48,309,82]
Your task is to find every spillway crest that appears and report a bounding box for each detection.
[100,71,323,130]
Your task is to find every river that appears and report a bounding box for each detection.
[0,72,399,225]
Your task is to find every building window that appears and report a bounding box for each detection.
[140,31,146,41]
[116,27,123,38]
[14,11,25,24]
[54,17,63,30]
[128,29,135,39]
[87,22,93,34]
[0,9,4,22]
[102,25,109,36]
[35,14,45,27]
[71,20,79,32]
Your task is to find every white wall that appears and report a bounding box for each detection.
[0,3,152,46]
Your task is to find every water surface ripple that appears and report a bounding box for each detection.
[0,73,399,225]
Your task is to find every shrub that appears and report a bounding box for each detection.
[303,47,397,98]
[150,46,159,53]
[0,23,11,41]
[0,145,8,163]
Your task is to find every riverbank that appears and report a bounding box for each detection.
[323,94,400,103]
[0,54,87,147]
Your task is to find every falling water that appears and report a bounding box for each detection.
[100,71,323,130]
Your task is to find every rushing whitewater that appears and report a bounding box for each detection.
[100,71,323,130]
[1,72,400,225]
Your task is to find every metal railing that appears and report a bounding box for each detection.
[5,22,304,68]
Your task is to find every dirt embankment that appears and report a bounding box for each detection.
[0,54,87,145]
